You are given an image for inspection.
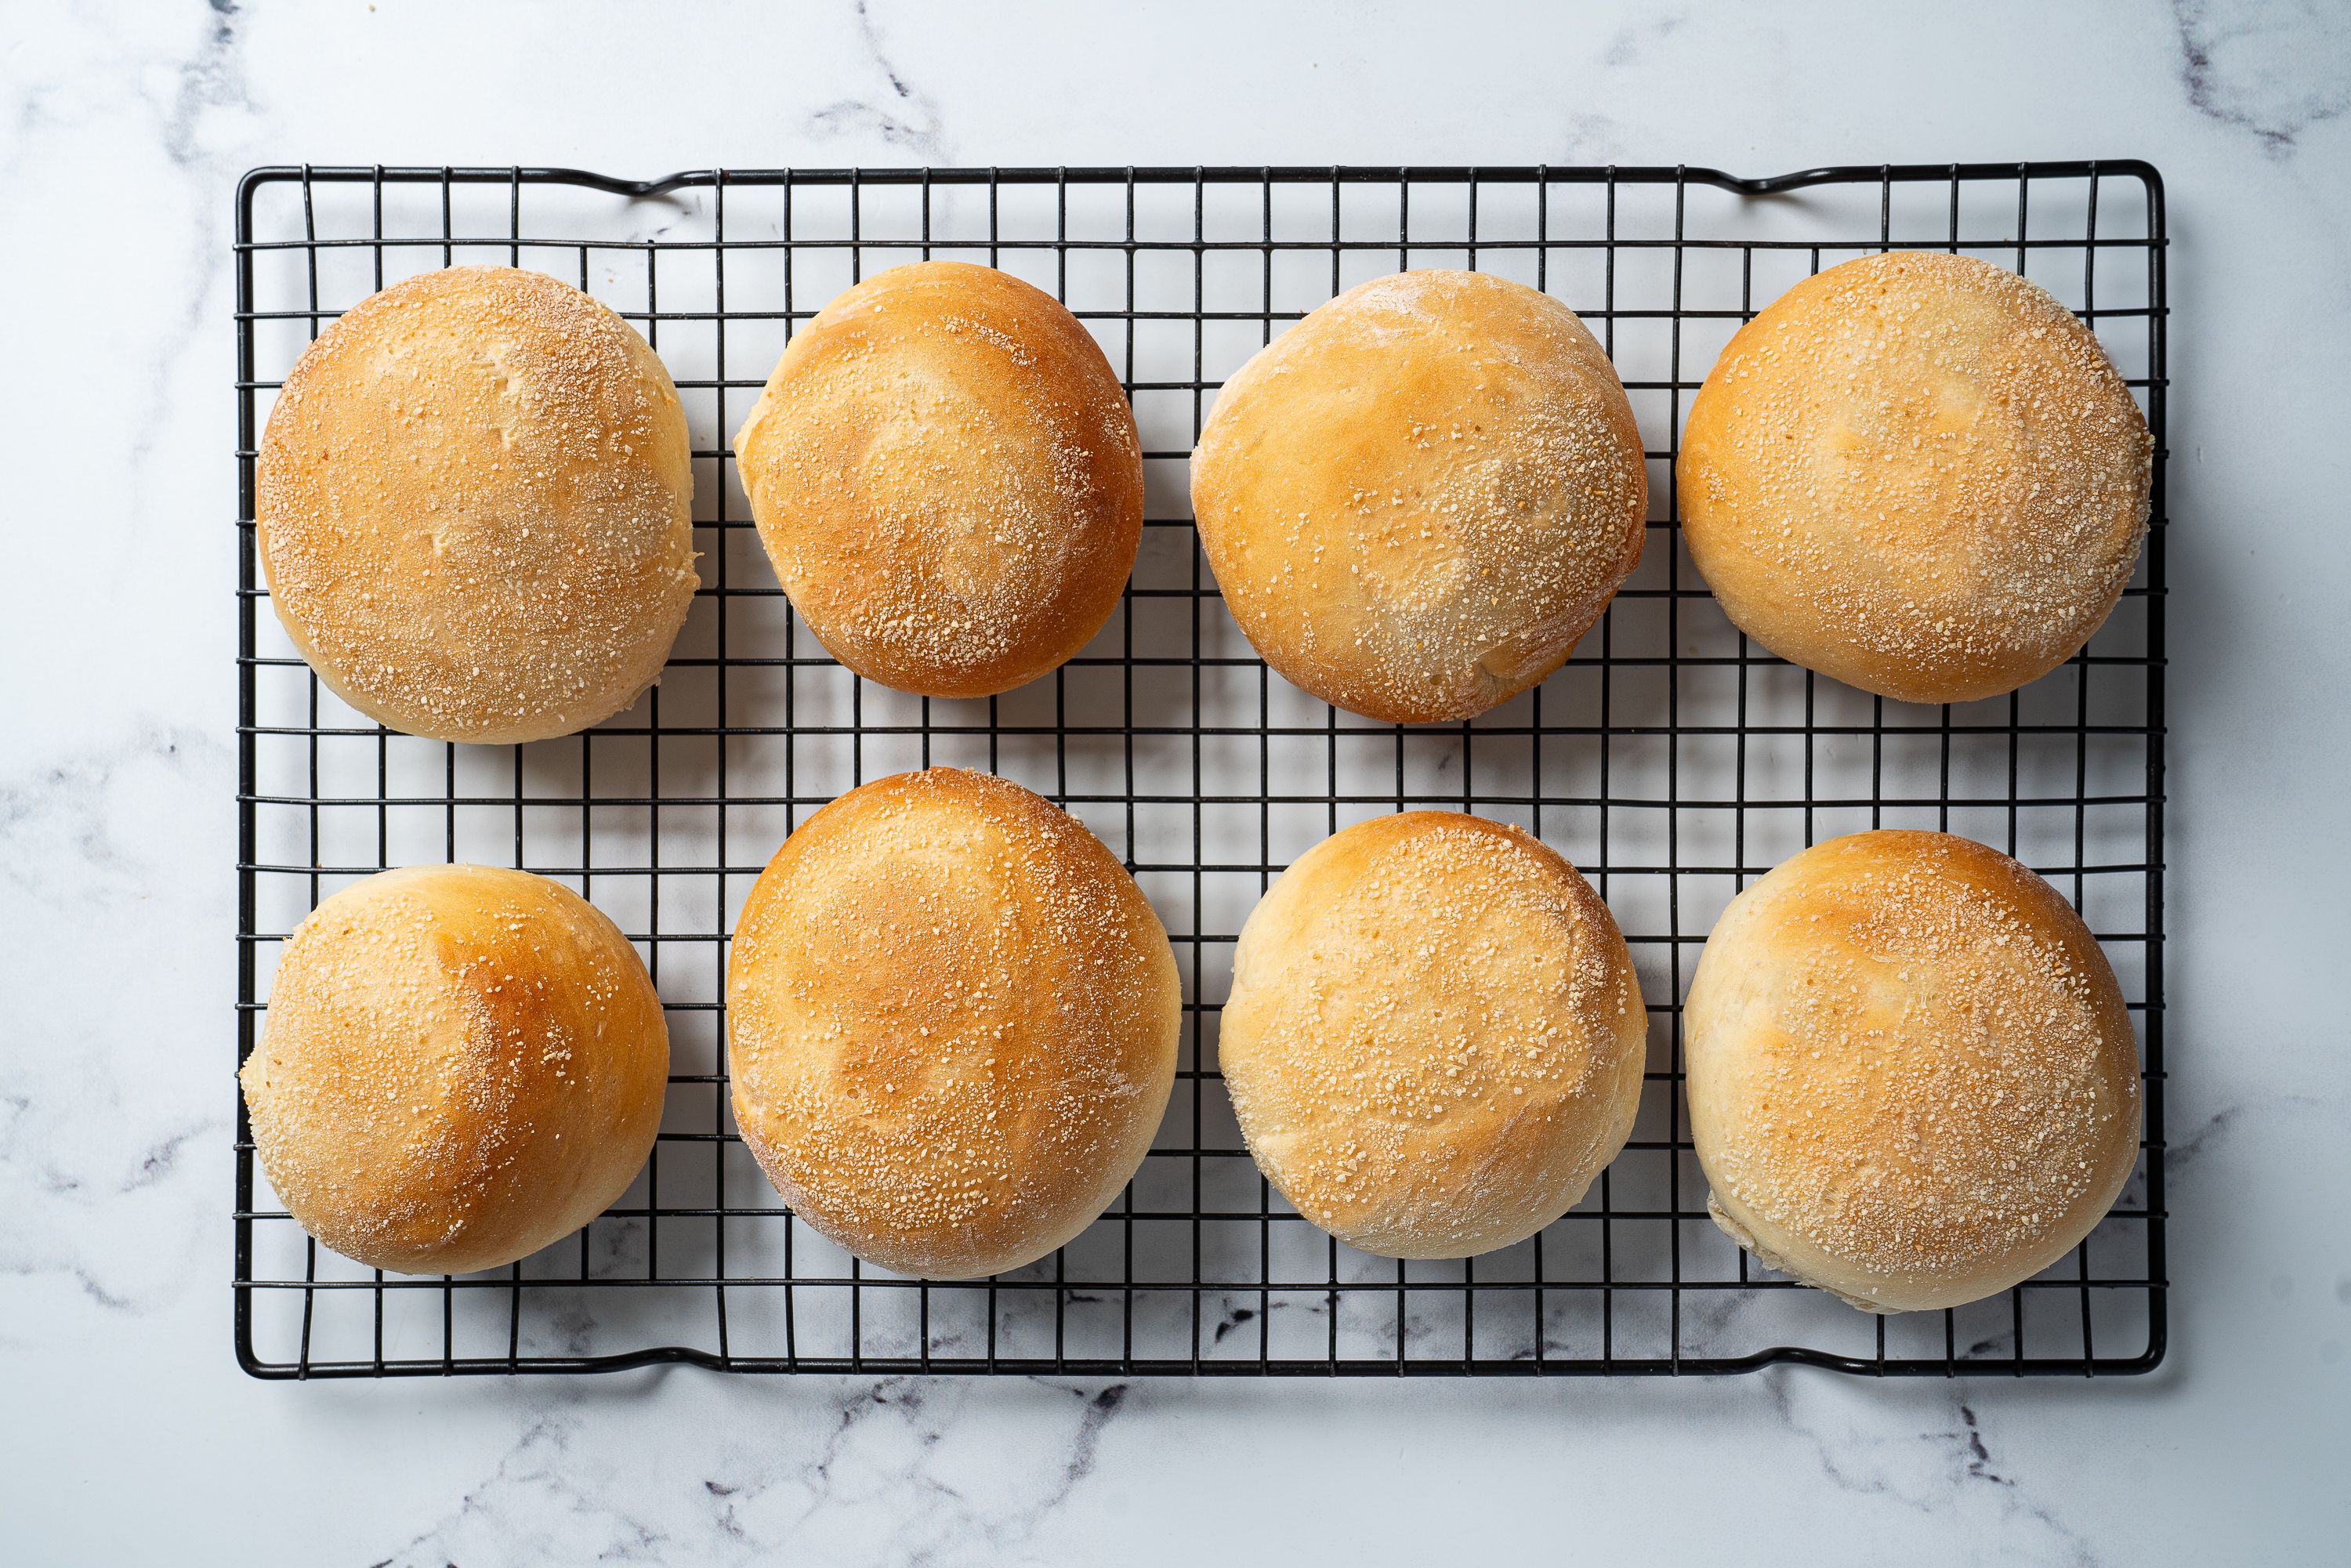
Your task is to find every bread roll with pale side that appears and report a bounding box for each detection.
[1190,269,1648,725]
[733,262,1144,699]
[1218,812,1649,1259]
[257,266,700,744]
[1678,251,2152,705]
[1683,831,2142,1312]
[240,864,670,1275]
[726,768,1180,1278]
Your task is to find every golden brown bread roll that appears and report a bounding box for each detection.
[1218,812,1649,1258]
[1190,270,1648,725]
[733,262,1145,699]
[1678,251,2152,705]
[1684,831,2142,1312]
[726,768,1180,1278]
[257,266,700,744]
[240,864,670,1275]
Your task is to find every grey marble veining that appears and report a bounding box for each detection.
[3,1,2347,1562]
[2173,0,2351,156]
[366,1377,1142,1566]
[1,726,226,1319]
[807,0,951,160]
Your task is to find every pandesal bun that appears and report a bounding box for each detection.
[1679,251,2151,705]
[726,769,1180,1279]
[239,864,669,1276]
[1191,270,1647,725]
[1218,812,1648,1259]
[734,263,1144,699]
[258,266,700,744]
[1683,831,2142,1313]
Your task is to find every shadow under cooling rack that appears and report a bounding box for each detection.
[234,162,2168,1378]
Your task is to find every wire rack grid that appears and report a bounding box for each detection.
[234,161,2168,1378]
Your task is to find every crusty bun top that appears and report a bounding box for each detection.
[726,768,1180,1279]
[733,262,1144,700]
[1190,270,1648,725]
[1683,831,2142,1313]
[240,864,670,1276]
[1678,251,2152,706]
[258,266,700,744]
[1218,812,1649,1259]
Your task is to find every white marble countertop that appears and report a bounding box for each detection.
[5,1,2348,1560]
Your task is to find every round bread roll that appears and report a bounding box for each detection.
[258,266,700,744]
[1684,831,2142,1313]
[1190,270,1648,725]
[240,864,669,1275]
[1219,812,1648,1259]
[1679,251,2152,705]
[733,262,1144,699]
[727,768,1180,1278]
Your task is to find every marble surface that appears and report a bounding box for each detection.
[3,0,2348,1560]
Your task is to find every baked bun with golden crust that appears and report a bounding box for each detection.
[258,266,699,744]
[240,864,670,1275]
[1190,270,1647,725]
[726,768,1180,1278]
[1218,812,1648,1258]
[1678,251,2151,705]
[733,262,1144,699]
[1684,831,2142,1312]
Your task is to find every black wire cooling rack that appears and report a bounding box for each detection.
[235,162,2167,1378]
